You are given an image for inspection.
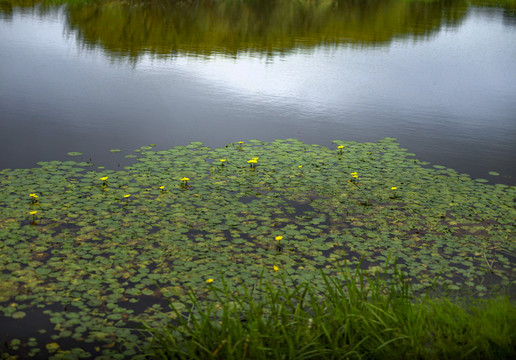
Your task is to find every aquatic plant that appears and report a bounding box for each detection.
[29,193,38,205]
[180,177,190,188]
[391,186,400,199]
[0,138,514,358]
[247,158,258,168]
[29,210,37,224]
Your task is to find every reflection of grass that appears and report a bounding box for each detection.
[142,261,516,359]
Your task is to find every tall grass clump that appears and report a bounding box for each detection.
[140,262,516,359]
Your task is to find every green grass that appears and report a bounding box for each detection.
[140,261,516,359]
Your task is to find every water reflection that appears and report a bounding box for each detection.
[0,0,481,58]
[63,0,470,59]
[2,0,515,58]
[0,0,515,185]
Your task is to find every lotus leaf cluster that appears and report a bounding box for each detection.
[0,138,514,358]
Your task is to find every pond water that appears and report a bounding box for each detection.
[0,0,515,185]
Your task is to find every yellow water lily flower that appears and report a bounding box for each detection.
[159,186,165,190]
[29,211,38,215]
[181,177,190,181]
[275,236,283,241]
[29,193,39,204]
[247,159,258,163]
[100,176,108,181]
[206,278,214,284]
[220,159,226,162]
[123,194,131,198]
[337,145,344,149]
[273,265,279,272]
[391,187,397,190]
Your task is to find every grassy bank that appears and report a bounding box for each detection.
[141,263,515,359]
[1,137,514,358]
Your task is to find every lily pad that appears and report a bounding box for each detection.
[0,137,514,359]
[12,311,26,319]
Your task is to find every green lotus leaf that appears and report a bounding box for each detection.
[35,267,52,275]
[1,136,515,357]
[11,311,26,319]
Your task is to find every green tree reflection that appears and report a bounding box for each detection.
[63,0,469,59]
[2,0,515,60]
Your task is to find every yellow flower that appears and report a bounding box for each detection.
[206,278,214,284]
[298,165,303,168]
[237,141,244,144]
[273,265,279,272]
[351,172,358,178]
[181,177,190,181]
[275,236,283,241]
[100,176,108,181]
[247,159,257,164]
[337,145,344,149]
[29,193,38,198]
[29,211,37,215]
[159,186,165,190]
[220,159,226,162]
[391,187,397,190]
[123,194,131,198]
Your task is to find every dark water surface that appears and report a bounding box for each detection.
[0,0,515,184]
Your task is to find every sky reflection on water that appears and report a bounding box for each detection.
[0,5,515,184]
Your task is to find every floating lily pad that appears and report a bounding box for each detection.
[11,311,26,319]
[0,137,514,359]
[67,152,83,156]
